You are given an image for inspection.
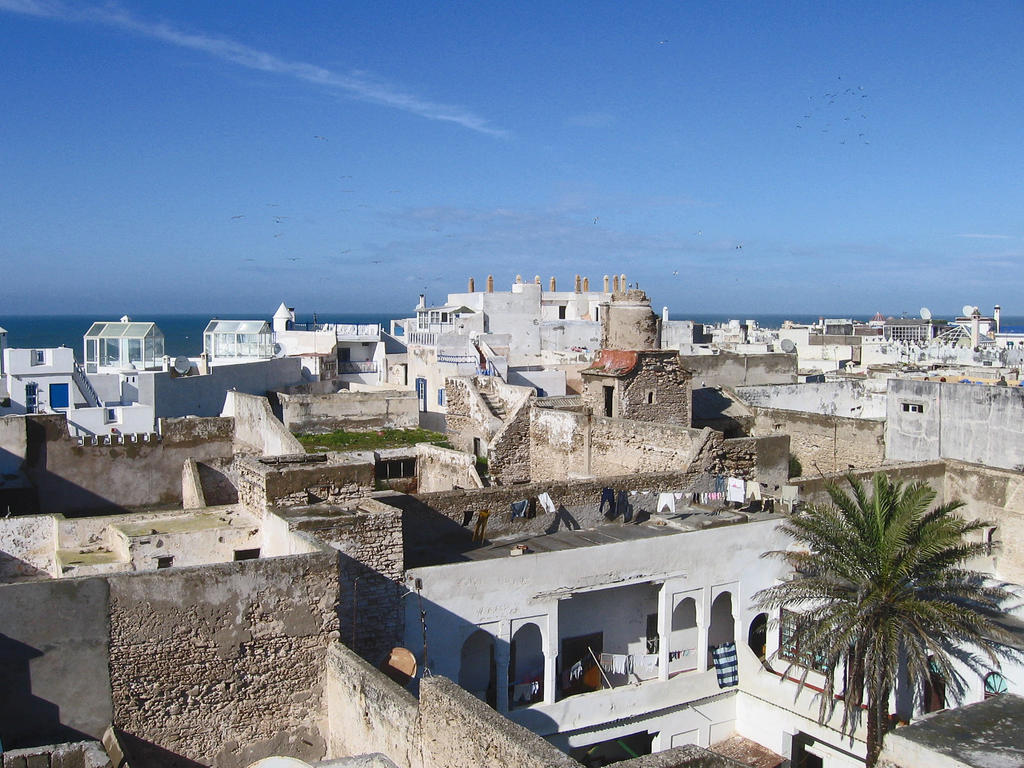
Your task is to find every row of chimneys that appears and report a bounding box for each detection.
[466,274,629,294]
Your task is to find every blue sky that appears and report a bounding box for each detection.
[1,1,1022,317]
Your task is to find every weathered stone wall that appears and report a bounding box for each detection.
[418,676,578,768]
[487,395,533,485]
[278,501,404,664]
[1,740,111,768]
[750,408,886,475]
[278,390,418,434]
[326,644,421,768]
[0,514,58,581]
[222,391,304,457]
[416,444,483,493]
[619,354,692,426]
[529,407,717,482]
[714,434,790,490]
[235,454,375,515]
[682,352,797,388]
[107,552,340,768]
[15,414,233,516]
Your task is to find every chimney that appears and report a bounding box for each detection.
[612,275,620,292]
[534,275,540,284]
[995,305,1002,333]
[468,277,475,292]
[418,294,426,308]
[516,274,523,283]
[550,276,556,291]
[603,275,610,292]
[574,274,582,293]
[663,306,669,322]
[487,275,494,293]
[583,277,590,291]
[971,310,980,348]
[620,273,627,290]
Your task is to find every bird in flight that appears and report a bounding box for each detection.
[314,135,328,141]
[593,217,599,224]
[658,39,668,44]
[230,215,245,220]
[287,256,301,262]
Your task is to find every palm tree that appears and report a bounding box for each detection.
[754,471,1020,767]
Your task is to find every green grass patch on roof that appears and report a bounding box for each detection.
[295,428,452,453]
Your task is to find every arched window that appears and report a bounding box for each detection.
[459,629,497,708]
[671,597,698,672]
[707,592,734,669]
[984,672,1008,699]
[747,613,768,660]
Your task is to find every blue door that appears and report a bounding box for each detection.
[415,377,427,412]
[49,382,70,409]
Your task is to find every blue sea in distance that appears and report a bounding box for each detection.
[3,312,1022,362]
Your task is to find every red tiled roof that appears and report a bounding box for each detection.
[582,349,639,376]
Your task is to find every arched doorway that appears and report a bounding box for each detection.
[459,629,497,708]
[707,592,735,669]
[747,613,768,660]
[509,623,544,707]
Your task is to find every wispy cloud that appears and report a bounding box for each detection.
[0,0,508,137]
[954,233,1015,240]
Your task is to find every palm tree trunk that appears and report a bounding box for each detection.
[865,676,891,768]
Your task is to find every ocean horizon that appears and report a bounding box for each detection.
[3,311,1020,360]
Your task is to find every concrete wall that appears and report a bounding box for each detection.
[108,552,339,768]
[0,576,112,749]
[222,391,304,456]
[278,390,418,434]
[14,414,234,516]
[736,380,886,419]
[749,408,886,476]
[886,379,1024,470]
[416,444,484,493]
[236,454,375,516]
[682,353,797,388]
[791,461,947,509]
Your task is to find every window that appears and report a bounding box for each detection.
[49,383,69,409]
[156,556,174,569]
[105,408,118,424]
[24,383,38,413]
[647,391,655,404]
[984,672,1008,699]
[779,609,828,673]
[901,402,925,414]
[127,339,142,364]
[86,338,98,363]
[31,349,45,366]
[234,548,261,561]
[438,387,446,406]
[558,305,566,320]
[376,458,416,480]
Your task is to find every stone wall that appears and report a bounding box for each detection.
[416,444,483,493]
[749,408,886,476]
[715,434,790,491]
[737,380,885,418]
[14,414,234,516]
[418,676,579,768]
[529,407,718,482]
[277,390,418,434]
[236,454,375,515]
[222,391,304,457]
[582,352,692,427]
[487,394,533,485]
[1,741,111,768]
[0,514,58,581]
[107,551,340,768]
[326,644,420,768]
[792,461,947,509]
[276,500,404,664]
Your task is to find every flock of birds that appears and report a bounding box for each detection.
[796,77,872,146]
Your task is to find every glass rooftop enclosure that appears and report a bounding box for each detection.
[203,319,274,360]
[84,322,165,373]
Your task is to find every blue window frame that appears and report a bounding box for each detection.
[49,382,69,409]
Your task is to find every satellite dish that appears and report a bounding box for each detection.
[272,343,286,358]
[962,304,975,318]
[780,339,797,354]
[920,307,932,320]
[173,356,192,375]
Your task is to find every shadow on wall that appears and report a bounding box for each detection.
[0,634,93,750]
[110,728,206,768]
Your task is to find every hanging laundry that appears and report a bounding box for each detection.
[633,654,659,676]
[568,660,583,681]
[727,477,745,504]
[538,492,557,515]
[657,492,675,515]
[618,490,632,523]
[461,510,474,527]
[599,653,615,673]
[712,642,739,688]
[600,487,616,518]
[510,499,529,519]
[612,654,628,675]
[669,650,681,662]
[472,509,491,543]
[746,480,762,501]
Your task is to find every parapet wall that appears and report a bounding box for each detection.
[236,453,375,515]
[11,413,234,516]
[749,407,885,476]
[278,389,418,434]
[682,352,797,388]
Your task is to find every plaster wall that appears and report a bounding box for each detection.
[278,390,418,433]
[416,444,483,493]
[737,380,886,418]
[222,391,304,456]
[507,367,568,397]
[0,514,58,580]
[538,321,602,355]
[683,353,797,388]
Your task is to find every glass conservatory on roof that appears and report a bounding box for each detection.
[84,321,165,373]
[203,319,274,360]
